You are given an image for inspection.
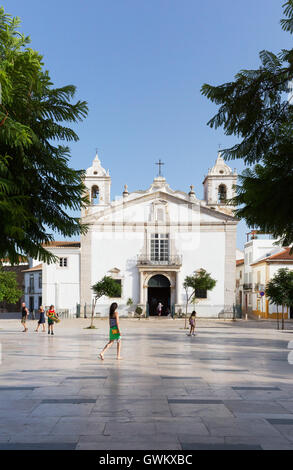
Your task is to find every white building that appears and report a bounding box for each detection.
[23,242,81,313]
[24,152,238,318]
[250,247,293,319]
[237,232,284,315]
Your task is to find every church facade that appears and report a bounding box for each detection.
[24,152,238,318]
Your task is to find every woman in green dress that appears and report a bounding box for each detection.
[99,303,122,360]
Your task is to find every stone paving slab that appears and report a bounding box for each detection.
[0,318,292,450]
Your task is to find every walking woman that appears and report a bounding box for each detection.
[99,303,122,360]
[35,306,46,332]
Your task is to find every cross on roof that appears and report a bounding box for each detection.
[156,159,165,177]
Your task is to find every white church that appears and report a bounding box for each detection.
[24,152,238,318]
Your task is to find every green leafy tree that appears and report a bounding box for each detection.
[90,276,122,328]
[201,1,293,247]
[183,269,217,328]
[265,277,283,330]
[0,7,88,265]
[0,268,22,303]
[265,268,293,330]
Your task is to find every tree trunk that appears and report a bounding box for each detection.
[282,305,284,331]
[276,305,279,330]
[90,298,97,328]
[184,288,188,329]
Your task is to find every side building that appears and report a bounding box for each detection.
[23,242,80,314]
[251,248,293,319]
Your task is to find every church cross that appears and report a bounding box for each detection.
[156,159,165,177]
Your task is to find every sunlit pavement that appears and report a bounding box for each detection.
[0,317,293,450]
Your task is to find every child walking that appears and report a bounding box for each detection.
[99,302,122,361]
[187,311,196,336]
[46,305,58,335]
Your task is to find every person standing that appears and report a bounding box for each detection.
[157,302,163,316]
[47,305,58,335]
[35,306,46,332]
[99,302,122,361]
[187,311,196,336]
[21,302,29,332]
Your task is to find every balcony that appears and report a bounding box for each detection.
[254,283,265,293]
[137,255,182,267]
[243,283,252,291]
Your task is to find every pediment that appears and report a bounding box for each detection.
[108,267,120,274]
[82,190,237,225]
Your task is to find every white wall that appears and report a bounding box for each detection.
[42,249,80,313]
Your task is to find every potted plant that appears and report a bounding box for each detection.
[135,306,143,320]
[127,298,134,317]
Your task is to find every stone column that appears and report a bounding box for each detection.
[175,271,182,316]
[80,229,92,316]
[139,271,144,304]
[223,223,237,318]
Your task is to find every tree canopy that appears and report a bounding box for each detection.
[183,268,217,303]
[0,7,89,265]
[201,1,293,246]
[265,267,293,329]
[0,269,22,303]
[183,269,216,326]
[92,276,122,300]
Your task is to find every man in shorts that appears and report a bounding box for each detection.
[21,302,29,332]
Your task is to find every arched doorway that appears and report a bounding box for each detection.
[148,274,171,316]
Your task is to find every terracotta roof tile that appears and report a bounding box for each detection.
[251,247,293,266]
[22,264,43,273]
[266,247,293,261]
[42,241,80,248]
[236,259,244,266]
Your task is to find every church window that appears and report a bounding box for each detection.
[59,257,68,267]
[109,279,122,298]
[150,234,169,262]
[195,289,207,299]
[29,274,34,293]
[156,207,165,222]
[91,185,99,204]
[218,184,227,203]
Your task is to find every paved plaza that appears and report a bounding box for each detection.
[0,317,293,450]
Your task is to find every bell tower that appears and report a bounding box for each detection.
[83,152,111,209]
[203,152,237,215]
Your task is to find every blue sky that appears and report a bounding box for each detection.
[6,0,291,248]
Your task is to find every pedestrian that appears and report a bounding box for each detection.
[187,311,196,336]
[99,302,122,361]
[157,301,163,316]
[46,305,59,335]
[35,305,46,332]
[21,302,29,332]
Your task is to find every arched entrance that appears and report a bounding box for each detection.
[148,274,171,316]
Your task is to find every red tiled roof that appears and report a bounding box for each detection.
[22,264,43,273]
[266,247,293,261]
[43,241,80,248]
[236,259,244,266]
[251,247,293,266]
[1,255,28,264]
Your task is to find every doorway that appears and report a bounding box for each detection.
[147,274,171,316]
